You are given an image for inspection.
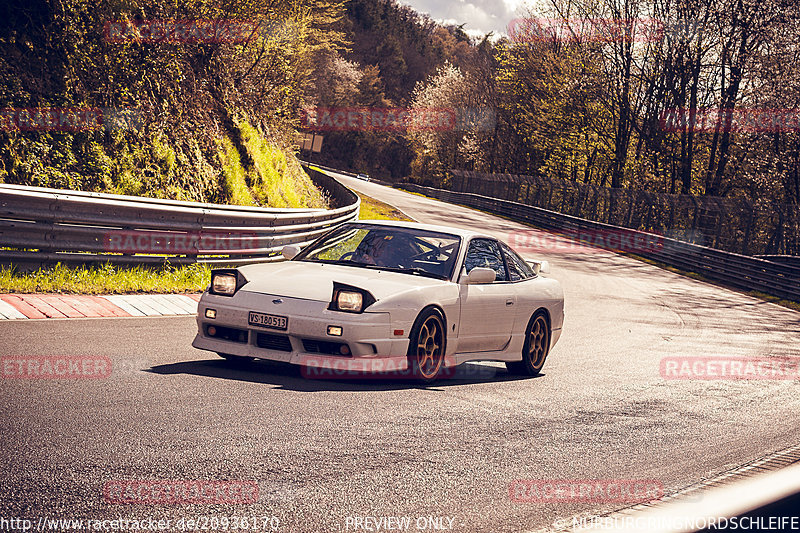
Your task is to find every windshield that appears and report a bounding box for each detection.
[296,223,461,280]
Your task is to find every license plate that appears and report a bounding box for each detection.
[248,311,288,331]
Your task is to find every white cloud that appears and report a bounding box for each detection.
[398,0,529,37]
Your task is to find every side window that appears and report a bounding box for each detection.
[464,239,507,282]
[501,244,535,281]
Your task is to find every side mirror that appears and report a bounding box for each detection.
[282,245,301,260]
[464,267,496,284]
[529,260,551,275]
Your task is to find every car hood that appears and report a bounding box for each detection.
[237,261,449,302]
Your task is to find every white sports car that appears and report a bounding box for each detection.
[192,220,564,382]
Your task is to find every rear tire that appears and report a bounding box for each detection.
[506,311,550,376]
[407,308,446,383]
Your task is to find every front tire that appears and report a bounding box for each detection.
[506,311,550,376]
[408,308,446,383]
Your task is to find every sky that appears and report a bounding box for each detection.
[399,0,533,39]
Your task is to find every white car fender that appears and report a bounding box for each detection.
[368,283,461,355]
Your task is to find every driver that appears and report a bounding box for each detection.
[355,232,408,267]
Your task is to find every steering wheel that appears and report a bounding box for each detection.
[340,250,379,265]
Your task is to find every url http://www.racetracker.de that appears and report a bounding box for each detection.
[0,515,281,531]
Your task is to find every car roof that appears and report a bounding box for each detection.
[353,219,495,241]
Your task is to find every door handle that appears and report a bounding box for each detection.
[506,300,514,306]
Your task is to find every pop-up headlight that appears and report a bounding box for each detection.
[328,282,376,313]
[209,269,247,296]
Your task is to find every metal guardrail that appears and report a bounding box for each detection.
[0,166,359,269]
[399,184,800,302]
[451,169,800,256]
[299,161,358,178]
[756,255,800,268]
[299,161,393,187]
[588,461,800,533]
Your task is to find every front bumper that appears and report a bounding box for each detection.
[192,291,412,370]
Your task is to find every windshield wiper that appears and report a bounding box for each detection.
[361,265,447,280]
[330,259,371,266]
[302,259,369,266]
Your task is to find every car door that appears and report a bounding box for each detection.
[456,238,516,353]
[500,242,538,330]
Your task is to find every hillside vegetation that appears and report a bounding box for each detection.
[3,0,797,221]
[0,0,345,208]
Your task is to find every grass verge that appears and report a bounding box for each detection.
[358,193,414,221]
[0,263,211,295]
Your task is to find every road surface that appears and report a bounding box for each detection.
[2,174,799,532]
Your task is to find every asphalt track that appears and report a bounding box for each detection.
[1,174,799,532]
